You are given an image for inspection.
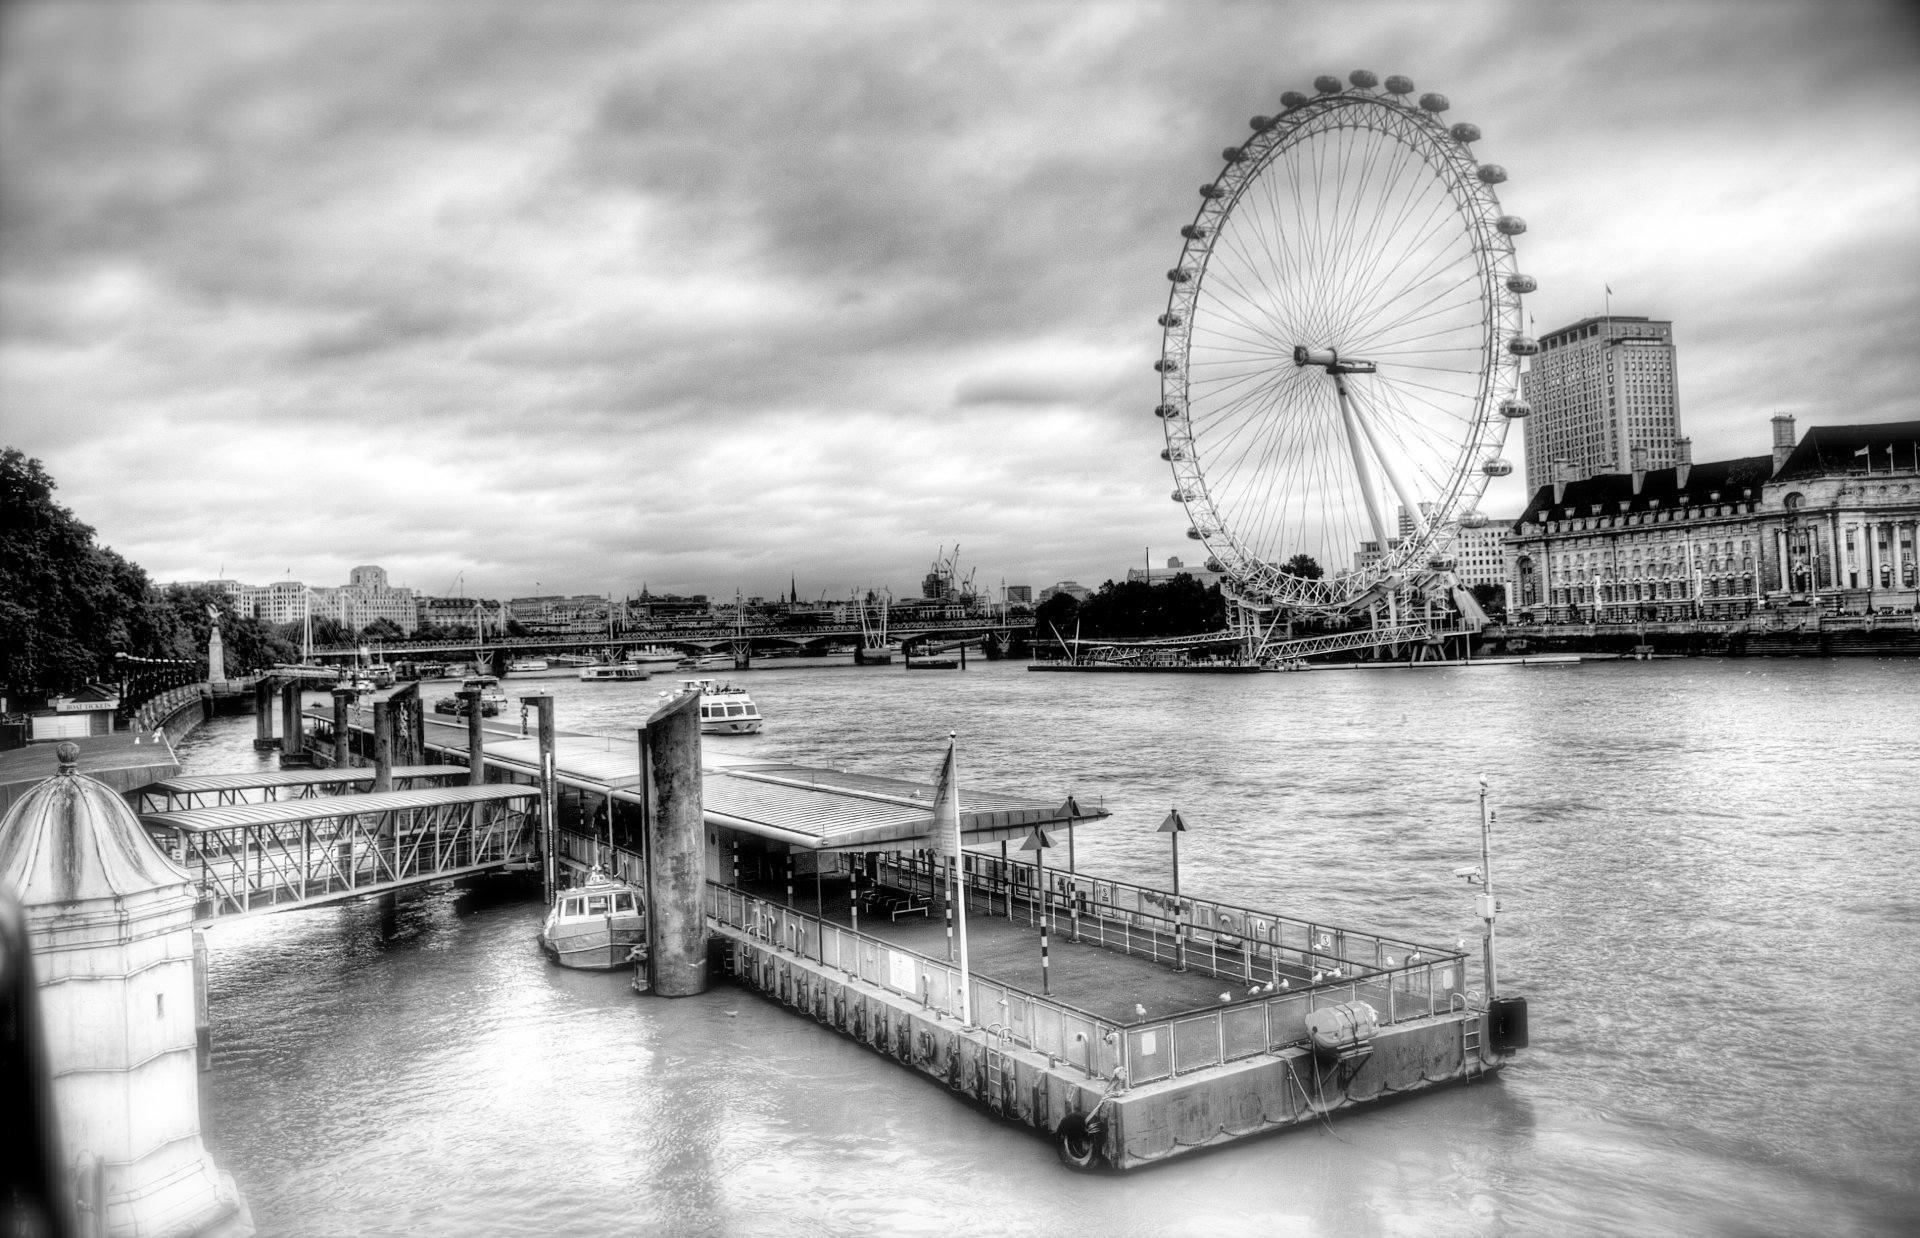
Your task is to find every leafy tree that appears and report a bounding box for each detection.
[360,617,406,642]
[1033,590,1080,638]
[0,448,175,703]
[1469,582,1506,618]
[1283,553,1324,580]
[154,583,297,676]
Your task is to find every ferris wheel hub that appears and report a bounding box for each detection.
[1292,346,1376,374]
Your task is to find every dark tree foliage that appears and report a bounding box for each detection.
[1035,575,1226,641]
[1,448,178,702]
[154,584,298,676]
[1470,582,1506,618]
[360,617,405,642]
[1283,553,1324,580]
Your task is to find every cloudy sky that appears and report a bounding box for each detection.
[3,1,1915,602]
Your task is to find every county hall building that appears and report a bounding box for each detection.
[1506,415,1920,622]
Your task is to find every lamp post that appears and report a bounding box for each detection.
[1019,826,1056,995]
[1159,808,1189,971]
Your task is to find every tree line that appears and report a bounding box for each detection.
[1033,574,1228,640]
[2,448,390,706]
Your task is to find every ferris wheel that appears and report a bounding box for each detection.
[1157,71,1536,615]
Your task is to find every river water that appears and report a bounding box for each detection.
[179,657,1920,1237]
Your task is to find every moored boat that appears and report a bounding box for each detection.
[625,645,684,672]
[432,674,508,716]
[539,867,648,970]
[580,662,649,682]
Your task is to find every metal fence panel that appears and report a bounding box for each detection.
[1129,1025,1172,1083]
[1264,993,1312,1048]
[1221,1005,1267,1062]
[1173,1014,1221,1074]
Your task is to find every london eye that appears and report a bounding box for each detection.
[1156,71,1536,616]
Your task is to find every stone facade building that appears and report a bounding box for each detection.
[1505,416,1920,622]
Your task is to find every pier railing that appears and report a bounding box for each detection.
[707,884,1129,1081]
[708,877,1470,1087]
[879,852,1452,985]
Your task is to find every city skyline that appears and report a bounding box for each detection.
[3,1,1916,601]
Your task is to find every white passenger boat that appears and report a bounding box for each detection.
[661,678,764,734]
[580,663,649,682]
[506,657,574,679]
[433,674,509,716]
[539,867,647,970]
[625,645,684,672]
[677,652,734,671]
[507,657,549,673]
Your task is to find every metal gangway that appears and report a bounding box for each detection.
[135,765,470,813]
[139,784,539,921]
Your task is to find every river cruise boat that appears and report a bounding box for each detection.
[580,662,650,682]
[506,658,575,679]
[662,678,764,734]
[677,652,734,671]
[625,645,684,672]
[539,867,647,970]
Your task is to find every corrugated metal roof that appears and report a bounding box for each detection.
[140,783,536,833]
[486,737,644,789]
[144,765,469,794]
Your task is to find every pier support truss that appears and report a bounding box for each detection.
[139,785,538,921]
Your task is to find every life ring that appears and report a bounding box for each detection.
[1054,1112,1106,1171]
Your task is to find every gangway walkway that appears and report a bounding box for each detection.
[140,784,538,921]
[135,765,470,812]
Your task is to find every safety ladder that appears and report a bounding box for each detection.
[1461,1014,1484,1078]
[985,1047,1010,1114]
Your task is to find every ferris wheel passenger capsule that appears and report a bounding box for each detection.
[1507,336,1540,357]
[1221,147,1247,163]
[1204,558,1224,573]
[1505,273,1538,294]
[1314,75,1342,94]
[1384,75,1414,95]
[1161,446,1187,462]
[1158,312,1183,327]
[1481,458,1514,477]
[1186,527,1209,540]
[1459,510,1491,530]
[1349,70,1379,89]
[1419,93,1450,113]
[1477,164,1507,185]
[1181,224,1208,240]
[1154,358,1180,372]
[1172,489,1194,502]
[1249,115,1273,132]
[1279,90,1308,109]
[1450,122,1482,143]
[1496,215,1527,236]
[1154,403,1183,419]
[1199,183,1224,199]
[1499,397,1533,419]
[1167,267,1192,283]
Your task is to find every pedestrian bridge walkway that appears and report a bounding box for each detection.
[134,765,470,812]
[139,783,538,921]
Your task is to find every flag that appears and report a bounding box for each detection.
[1605,283,1613,295]
[931,734,973,1025]
[1854,445,1871,456]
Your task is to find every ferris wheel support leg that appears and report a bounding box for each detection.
[1334,378,1393,549]
[1345,380,1433,548]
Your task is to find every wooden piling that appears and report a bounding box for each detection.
[643,689,707,996]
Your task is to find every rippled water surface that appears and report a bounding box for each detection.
[185,658,1920,1236]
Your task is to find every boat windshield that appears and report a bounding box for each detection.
[586,894,610,915]
[613,893,637,913]
[562,898,584,917]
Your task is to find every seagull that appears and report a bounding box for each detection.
[1458,939,1468,951]
[1134,1003,1147,1018]
[1385,955,1397,967]
[1312,971,1325,983]
[1219,992,1232,1003]
[725,1011,737,1018]
[1279,979,1290,990]
[1330,967,1343,979]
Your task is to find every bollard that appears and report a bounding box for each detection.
[330,688,352,768]
[644,689,707,996]
[460,691,486,786]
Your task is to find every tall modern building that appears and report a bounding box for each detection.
[1522,315,1682,494]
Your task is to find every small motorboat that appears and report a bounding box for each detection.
[432,675,508,716]
[539,866,648,970]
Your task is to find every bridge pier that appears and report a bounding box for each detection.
[252,679,277,750]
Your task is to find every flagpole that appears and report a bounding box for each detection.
[948,732,974,1027]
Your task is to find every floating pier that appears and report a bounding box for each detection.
[300,688,1526,1169]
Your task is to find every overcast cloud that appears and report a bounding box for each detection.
[3,0,1916,601]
